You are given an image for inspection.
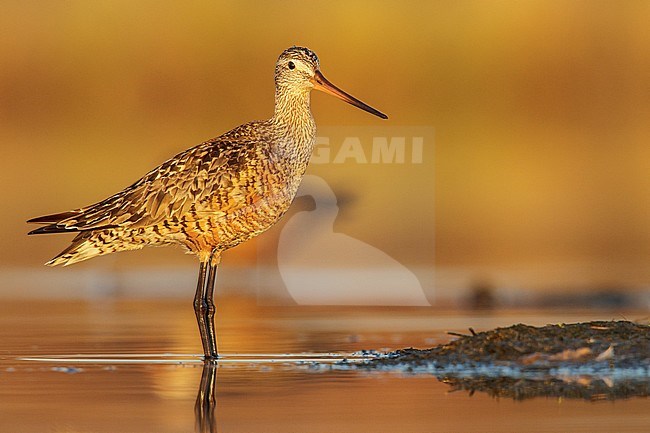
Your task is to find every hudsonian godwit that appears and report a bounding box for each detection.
[27,46,387,360]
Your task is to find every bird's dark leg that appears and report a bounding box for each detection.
[194,252,220,360]
[203,252,219,359]
[194,261,212,359]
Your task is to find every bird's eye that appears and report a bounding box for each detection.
[288,61,295,70]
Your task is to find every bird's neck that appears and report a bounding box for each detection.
[271,86,317,164]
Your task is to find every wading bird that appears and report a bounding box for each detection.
[27,46,387,360]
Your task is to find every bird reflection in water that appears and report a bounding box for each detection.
[195,362,218,433]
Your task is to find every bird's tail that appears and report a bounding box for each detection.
[44,231,146,267]
[45,234,100,266]
[28,210,101,266]
[27,211,81,235]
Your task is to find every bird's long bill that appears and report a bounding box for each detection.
[311,70,388,119]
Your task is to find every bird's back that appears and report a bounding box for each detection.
[30,119,314,266]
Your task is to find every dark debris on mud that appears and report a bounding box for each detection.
[374,320,650,370]
[362,320,650,400]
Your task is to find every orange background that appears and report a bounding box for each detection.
[2,1,650,300]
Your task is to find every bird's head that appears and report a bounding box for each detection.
[275,46,387,119]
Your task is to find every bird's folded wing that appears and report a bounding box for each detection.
[38,142,239,232]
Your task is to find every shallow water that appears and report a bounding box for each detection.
[1,297,649,432]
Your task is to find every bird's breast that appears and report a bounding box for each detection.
[184,122,316,252]
[200,159,308,250]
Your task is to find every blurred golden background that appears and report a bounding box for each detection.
[2,1,650,303]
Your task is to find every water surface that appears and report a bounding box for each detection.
[1,298,648,432]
